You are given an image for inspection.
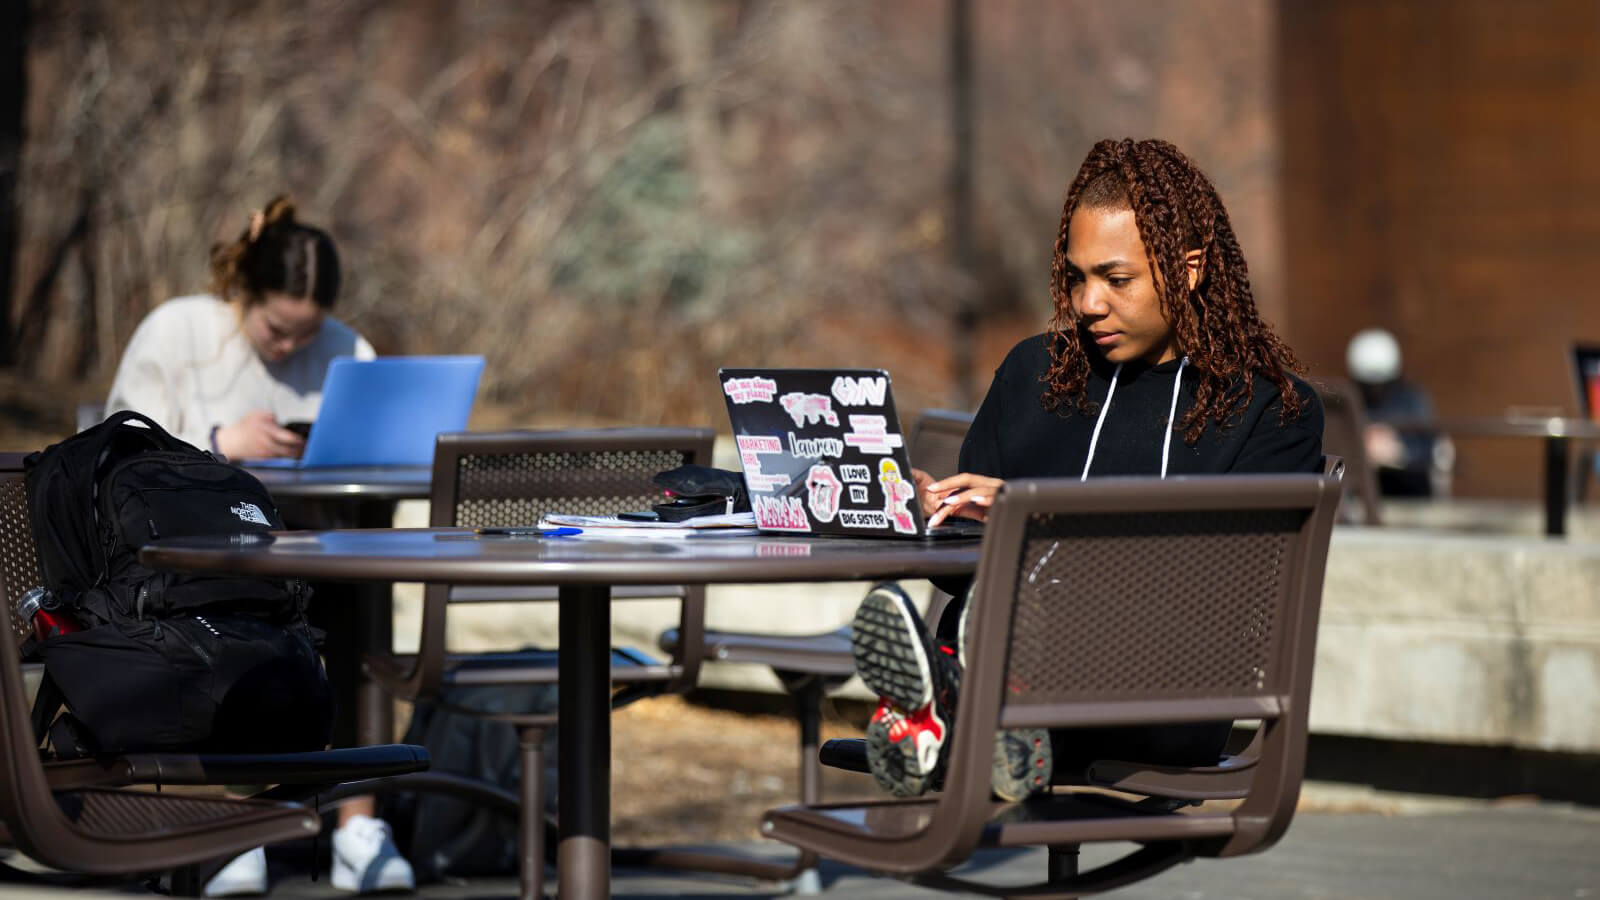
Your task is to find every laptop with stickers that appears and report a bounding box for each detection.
[249,355,485,468]
[718,367,981,539]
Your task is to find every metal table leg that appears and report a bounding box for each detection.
[354,499,397,746]
[1544,436,1570,537]
[558,583,611,900]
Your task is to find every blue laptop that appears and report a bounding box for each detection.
[250,355,485,468]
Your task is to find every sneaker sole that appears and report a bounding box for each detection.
[992,726,1052,802]
[851,584,934,711]
[865,713,935,797]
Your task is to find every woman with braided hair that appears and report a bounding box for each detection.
[850,138,1324,800]
[106,196,375,461]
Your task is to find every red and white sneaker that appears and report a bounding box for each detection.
[854,583,949,796]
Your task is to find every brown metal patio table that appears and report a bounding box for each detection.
[246,464,433,503]
[141,527,980,900]
[1388,416,1600,537]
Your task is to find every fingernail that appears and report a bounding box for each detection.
[942,495,962,505]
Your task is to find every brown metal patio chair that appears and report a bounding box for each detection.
[762,462,1342,897]
[909,408,974,482]
[1314,377,1382,525]
[0,455,431,796]
[0,454,429,886]
[361,427,714,900]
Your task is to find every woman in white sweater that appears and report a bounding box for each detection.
[104,198,412,896]
[105,196,374,460]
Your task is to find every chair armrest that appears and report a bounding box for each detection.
[662,626,856,678]
[46,745,430,790]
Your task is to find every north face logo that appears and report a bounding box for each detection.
[230,502,270,526]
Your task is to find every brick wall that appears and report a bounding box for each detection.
[1280,1,1600,498]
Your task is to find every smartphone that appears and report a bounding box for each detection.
[616,510,660,522]
[284,421,313,439]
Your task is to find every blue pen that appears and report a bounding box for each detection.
[476,526,582,537]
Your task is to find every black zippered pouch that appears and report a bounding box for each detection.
[650,464,750,520]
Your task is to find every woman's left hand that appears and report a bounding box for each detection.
[922,472,1005,527]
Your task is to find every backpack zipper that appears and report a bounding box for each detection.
[166,617,214,667]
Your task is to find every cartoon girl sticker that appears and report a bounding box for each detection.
[878,458,917,534]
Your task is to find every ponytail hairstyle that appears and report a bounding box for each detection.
[1042,138,1304,442]
[209,196,341,309]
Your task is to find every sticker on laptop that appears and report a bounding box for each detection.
[805,464,843,523]
[878,459,917,534]
[788,431,844,460]
[844,414,904,455]
[779,392,840,428]
[831,374,887,407]
[752,494,811,531]
[736,434,794,492]
[724,376,779,404]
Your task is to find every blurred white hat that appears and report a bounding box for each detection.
[1347,328,1401,383]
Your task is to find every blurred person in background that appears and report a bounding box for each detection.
[104,198,411,896]
[105,196,374,460]
[850,138,1324,802]
[1346,327,1439,497]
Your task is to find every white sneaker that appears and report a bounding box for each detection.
[330,815,415,894]
[203,846,268,897]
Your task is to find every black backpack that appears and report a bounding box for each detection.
[383,679,558,881]
[23,411,331,755]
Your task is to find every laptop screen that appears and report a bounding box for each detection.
[719,368,934,538]
[250,355,484,468]
[1576,345,1600,421]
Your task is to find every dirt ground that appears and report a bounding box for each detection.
[608,692,878,846]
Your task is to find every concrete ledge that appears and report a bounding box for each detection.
[1379,496,1600,541]
[1313,526,1600,753]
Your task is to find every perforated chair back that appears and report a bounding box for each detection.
[1314,377,1381,525]
[0,454,43,648]
[390,428,717,702]
[0,454,321,875]
[908,409,973,482]
[433,430,713,527]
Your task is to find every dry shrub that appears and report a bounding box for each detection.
[14,0,1274,426]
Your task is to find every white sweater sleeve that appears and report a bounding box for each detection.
[104,310,198,444]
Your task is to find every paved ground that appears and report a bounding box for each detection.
[1,793,1596,898]
[242,798,1600,899]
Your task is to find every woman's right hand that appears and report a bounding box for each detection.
[918,471,1005,527]
[216,410,306,460]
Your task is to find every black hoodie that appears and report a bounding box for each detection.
[960,334,1324,481]
[934,334,1325,769]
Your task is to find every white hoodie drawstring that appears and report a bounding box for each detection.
[1080,357,1189,481]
